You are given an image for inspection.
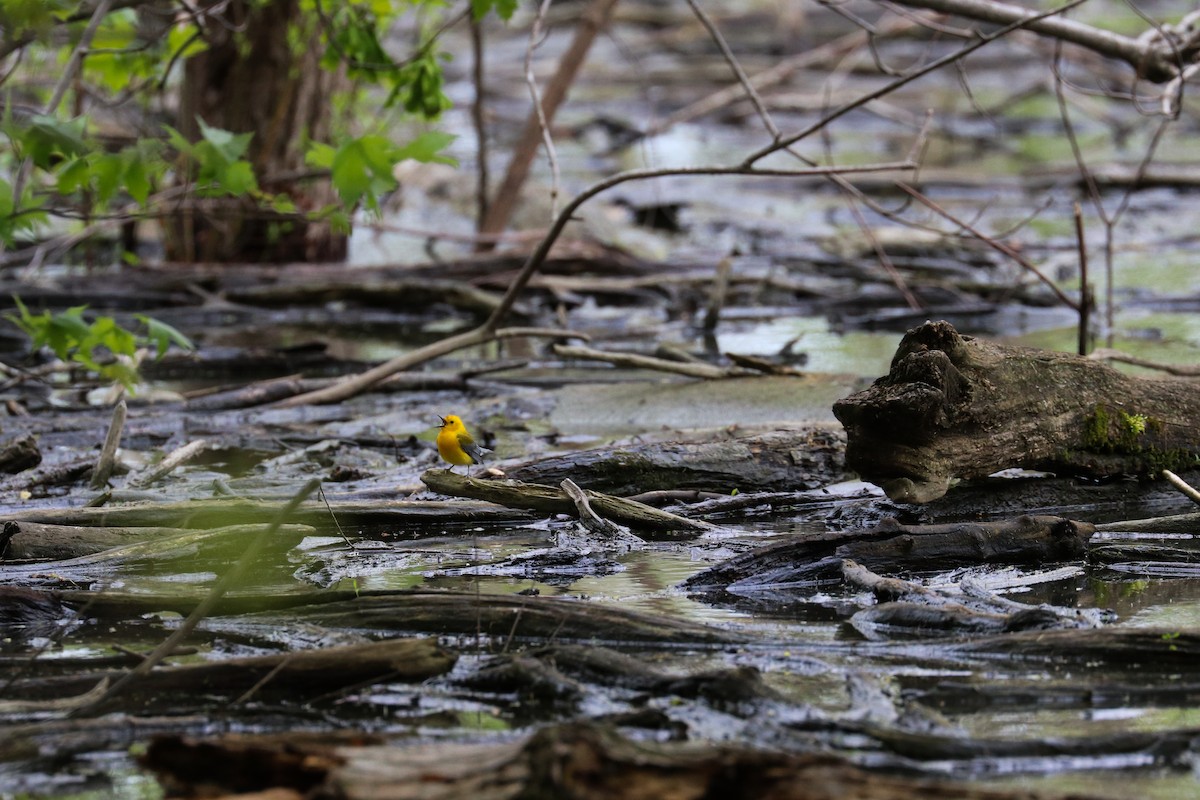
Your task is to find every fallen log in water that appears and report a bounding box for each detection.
[503,427,847,494]
[683,515,1095,595]
[0,523,315,584]
[0,638,455,711]
[0,520,312,561]
[421,469,715,535]
[272,590,740,646]
[833,320,1200,503]
[141,721,1107,800]
[0,497,535,531]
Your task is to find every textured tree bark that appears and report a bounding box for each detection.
[833,321,1200,503]
[166,0,347,262]
[143,721,1108,800]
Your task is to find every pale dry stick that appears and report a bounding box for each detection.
[890,0,1188,83]
[897,183,1080,311]
[1088,349,1200,377]
[552,343,755,378]
[1163,469,1200,506]
[126,438,209,489]
[74,478,321,715]
[273,325,589,407]
[684,0,780,140]
[272,160,916,409]
[477,0,620,245]
[89,398,127,489]
[742,0,1089,167]
[524,0,561,221]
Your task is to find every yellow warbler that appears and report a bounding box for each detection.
[436,414,488,476]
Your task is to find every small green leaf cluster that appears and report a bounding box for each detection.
[6,296,194,391]
[1,0,514,259]
[167,119,259,197]
[307,130,456,213]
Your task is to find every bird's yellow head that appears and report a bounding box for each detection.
[439,414,464,432]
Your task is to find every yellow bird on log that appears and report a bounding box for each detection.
[436,414,489,476]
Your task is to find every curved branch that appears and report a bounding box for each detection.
[272,159,916,408]
[891,0,1188,82]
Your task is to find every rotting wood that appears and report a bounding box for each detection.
[842,560,1105,637]
[0,434,41,474]
[0,523,315,584]
[953,627,1200,668]
[833,320,1200,503]
[1,638,455,709]
[421,469,714,534]
[0,497,536,530]
[0,520,314,563]
[684,515,1095,595]
[274,590,740,646]
[142,720,1107,800]
[504,427,847,494]
[560,478,644,545]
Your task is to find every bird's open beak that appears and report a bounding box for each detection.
[436,415,447,426]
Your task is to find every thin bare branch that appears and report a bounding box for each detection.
[742,0,1089,167]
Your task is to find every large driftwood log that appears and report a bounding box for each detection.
[833,321,1200,503]
[504,427,846,494]
[142,721,1106,800]
[0,638,455,710]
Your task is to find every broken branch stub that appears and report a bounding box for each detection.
[833,321,1200,503]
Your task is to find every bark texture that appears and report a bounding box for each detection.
[833,320,1200,503]
[166,0,347,262]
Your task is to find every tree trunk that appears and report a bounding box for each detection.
[833,321,1200,503]
[165,0,347,263]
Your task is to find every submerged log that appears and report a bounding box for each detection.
[684,515,1094,595]
[142,721,1106,800]
[833,320,1200,503]
[1,638,455,710]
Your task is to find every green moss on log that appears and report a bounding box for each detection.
[1079,404,1200,473]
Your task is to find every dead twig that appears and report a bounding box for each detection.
[90,399,127,490]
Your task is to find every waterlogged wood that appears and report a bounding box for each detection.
[0,523,314,581]
[504,427,847,494]
[955,627,1200,668]
[1,497,535,530]
[421,469,714,534]
[0,520,311,561]
[277,591,739,645]
[143,722,1105,800]
[1,638,454,709]
[0,434,41,474]
[685,515,1094,594]
[833,321,1200,503]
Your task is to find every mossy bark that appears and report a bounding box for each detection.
[833,321,1200,502]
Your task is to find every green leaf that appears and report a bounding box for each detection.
[330,139,374,206]
[197,118,253,163]
[393,131,457,165]
[124,155,150,205]
[217,160,258,196]
[55,157,91,195]
[470,0,517,20]
[305,141,337,170]
[21,115,89,169]
[136,314,195,359]
[91,154,124,205]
